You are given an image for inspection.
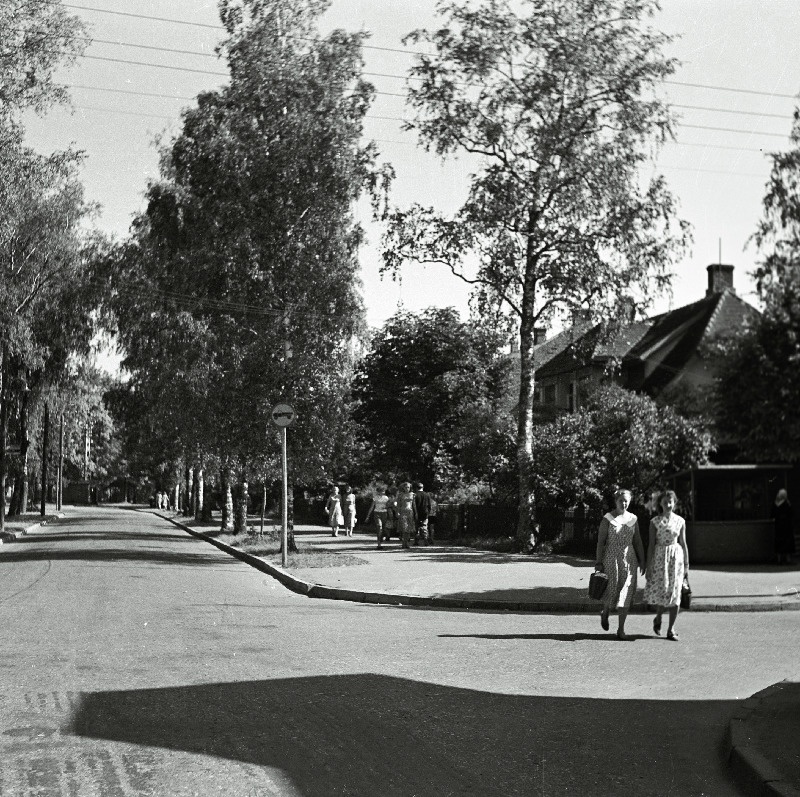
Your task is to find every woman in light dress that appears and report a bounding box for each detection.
[594,488,645,640]
[394,482,417,549]
[645,489,689,641]
[325,485,344,537]
[343,485,357,537]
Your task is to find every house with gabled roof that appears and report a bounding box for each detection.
[526,264,795,563]
[533,263,759,423]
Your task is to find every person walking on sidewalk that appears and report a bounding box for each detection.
[343,485,357,537]
[645,489,689,641]
[412,481,433,545]
[325,485,344,537]
[595,488,645,640]
[395,482,417,549]
[365,486,391,548]
[772,489,795,565]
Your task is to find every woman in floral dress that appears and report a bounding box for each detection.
[645,490,689,641]
[325,485,344,537]
[595,489,645,640]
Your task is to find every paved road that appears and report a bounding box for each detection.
[0,507,797,796]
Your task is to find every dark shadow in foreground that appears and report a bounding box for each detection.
[66,674,745,797]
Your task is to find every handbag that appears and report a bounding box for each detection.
[680,576,692,610]
[589,570,609,600]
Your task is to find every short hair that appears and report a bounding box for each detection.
[400,481,411,490]
[660,489,678,505]
[614,488,632,501]
[413,481,423,490]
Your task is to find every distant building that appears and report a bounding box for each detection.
[533,264,758,431]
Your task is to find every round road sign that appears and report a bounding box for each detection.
[271,403,296,427]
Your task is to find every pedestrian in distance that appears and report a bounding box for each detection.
[644,489,689,641]
[395,481,417,549]
[428,494,438,544]
[772,488,795,565]
[325,485,344,537]
[412,481,433,545]
[364,485,391,549]
[162,490,170,511]
[384,488,397,540]
[595,488,645,640]
[343,485,357,537]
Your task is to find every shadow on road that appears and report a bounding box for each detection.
[65,674,743,796]
[0,546,234,567]
[438,632,656,642]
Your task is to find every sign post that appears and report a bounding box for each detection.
[271,403,295,567]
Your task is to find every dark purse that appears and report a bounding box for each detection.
[680,576,692,610]
[589,570,609,600]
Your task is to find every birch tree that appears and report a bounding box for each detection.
[383,0,689,539]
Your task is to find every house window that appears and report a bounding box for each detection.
[568,382,576,412]
[543,384,556,405]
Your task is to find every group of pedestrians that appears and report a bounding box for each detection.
[324,482,437,549]
[595,488,689,641]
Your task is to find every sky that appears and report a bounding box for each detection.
[21,0,800,345]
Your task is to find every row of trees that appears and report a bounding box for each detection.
[0,2,115,531]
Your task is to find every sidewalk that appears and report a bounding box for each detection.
[281,527,800,613]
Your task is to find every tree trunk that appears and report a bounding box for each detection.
[185,462,193,516]
[220,466,233,532]
[515,268,538,542]
[233,477,248,535]
[287,477,298,552]
[19,392,30,514]
[193,466,204,521]
[0,347,8,534]
[41,403,49,517]
[260,482,267,535]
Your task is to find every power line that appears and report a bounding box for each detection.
[665,79,799,101]
[66,84,195,101]
[79,52,228,78]
[52,2,800,100]
[680,122,788,139]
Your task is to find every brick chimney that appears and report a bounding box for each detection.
[534,327,547,344]
[706,263,734,296]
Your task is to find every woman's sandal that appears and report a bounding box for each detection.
[653,616,662,636]
[600,612,609,631]
[667,631,680,641]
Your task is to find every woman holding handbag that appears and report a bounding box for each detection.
[645,489,690,641]
[595,489,645,640]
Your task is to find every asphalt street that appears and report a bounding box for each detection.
[1,507,797,796]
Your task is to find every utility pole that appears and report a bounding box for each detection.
[57,413,64,511]
[40,403,49,517]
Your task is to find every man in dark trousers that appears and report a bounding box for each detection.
[413,481,433,545]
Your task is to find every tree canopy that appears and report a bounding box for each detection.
[714,109,800,462]
[382,0,689,537]
[0,0,87,118]
[104,0,392,505]
[352,307,509,487]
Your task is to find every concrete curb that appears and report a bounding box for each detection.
[153,511,800,614]
[0,512,66,544]
[725,681,800,797]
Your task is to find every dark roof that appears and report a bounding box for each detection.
[535,289,758,386]
[536,320,651,378]
[624,290,756,394]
